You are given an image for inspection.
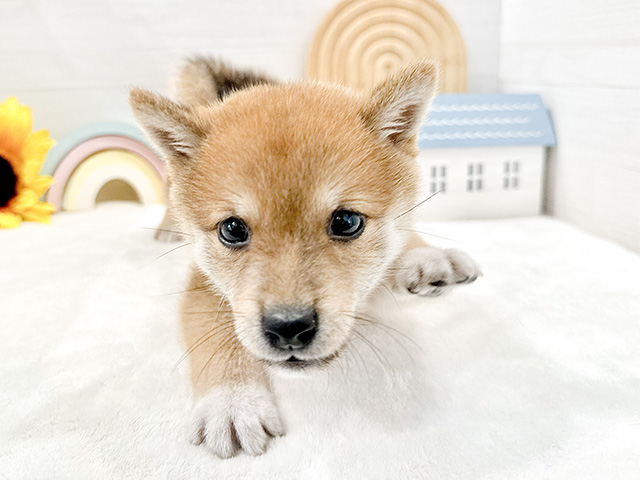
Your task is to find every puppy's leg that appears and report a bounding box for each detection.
[392,234,481,297]
[155,210,181,242]
[155,179,182,242]
[182,267,283,457]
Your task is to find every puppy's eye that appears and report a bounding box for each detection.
[328,210,365,241]
[218,217,250,248]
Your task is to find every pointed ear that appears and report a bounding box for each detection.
[129,88,207,163]
[361,62,438,146]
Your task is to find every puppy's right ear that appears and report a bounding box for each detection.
[129,88,206,163]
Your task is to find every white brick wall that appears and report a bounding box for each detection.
[499,0,640,252]
[0,0,501,139]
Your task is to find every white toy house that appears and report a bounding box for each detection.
[416,94,556,221]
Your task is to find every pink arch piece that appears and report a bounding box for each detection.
[47,135,165,209]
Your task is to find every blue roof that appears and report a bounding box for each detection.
[418,94,556,149]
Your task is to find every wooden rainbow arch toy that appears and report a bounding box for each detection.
[42,123,164,211]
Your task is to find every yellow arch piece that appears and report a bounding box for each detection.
[63,149,164,211]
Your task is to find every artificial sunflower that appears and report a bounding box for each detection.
[0,97,56,228]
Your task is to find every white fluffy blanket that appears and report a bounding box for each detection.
[1,204,639,479]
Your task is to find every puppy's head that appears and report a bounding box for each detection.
[130,62,437,371]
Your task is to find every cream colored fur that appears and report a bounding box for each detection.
[130,59,480,457]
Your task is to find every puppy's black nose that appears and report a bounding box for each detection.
[262,305,318,351]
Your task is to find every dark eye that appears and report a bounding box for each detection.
[328,210,366,241]
[218,217,250,248]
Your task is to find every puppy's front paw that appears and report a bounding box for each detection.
[395,247,481,297]
[190,384,284,458]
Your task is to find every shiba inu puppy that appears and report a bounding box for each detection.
[129,58,480,458]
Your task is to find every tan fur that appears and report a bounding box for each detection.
[159,80,422,371]
[181,268,264,395]
[174,56,275,106]
[130,60,479,456]
[406,232,428,250]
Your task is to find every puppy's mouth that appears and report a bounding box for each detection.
[267,353,337,371]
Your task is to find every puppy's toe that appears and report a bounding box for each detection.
[395,246,481,297]
[396,247,455,297]
[444,248,482,284]
[190,384,283,458]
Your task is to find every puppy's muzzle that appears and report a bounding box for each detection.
[262,305,318,351]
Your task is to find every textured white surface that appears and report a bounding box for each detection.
[1,204,639,479]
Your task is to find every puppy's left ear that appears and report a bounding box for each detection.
[361,62,438,147]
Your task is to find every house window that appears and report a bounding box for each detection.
[429,165,447,194]
[466,163,484,192]
[503,161,520,190]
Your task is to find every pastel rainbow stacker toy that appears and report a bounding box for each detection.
[42,122,164,211]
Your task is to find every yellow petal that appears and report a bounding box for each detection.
[8,189,38,213]
[21,130,55,184]
[21,201,55,223]
[0,98,56,228]
[0,210,22,228]
[31,175,55,197]
[0,97,33,165]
